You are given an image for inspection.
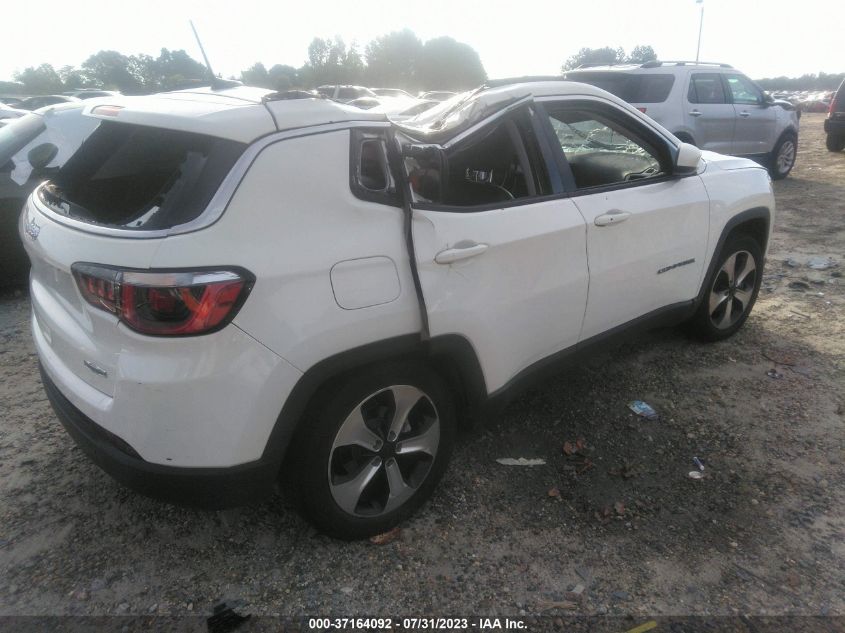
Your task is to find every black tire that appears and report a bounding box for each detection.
[769,132,797,180]
[689,234,763,342]
[291,361,455,539]
[826,134,845,152]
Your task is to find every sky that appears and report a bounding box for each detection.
[2,0,843,84]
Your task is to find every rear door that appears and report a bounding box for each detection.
[685,72,735,153]
[536,97,709,341]
[406,106,589,393]
[724,73,777,155]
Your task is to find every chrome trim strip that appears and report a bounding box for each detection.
[31,120,392,240]
[120,270,242,287]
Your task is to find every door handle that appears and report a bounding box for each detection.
[689,110,702,117]
[739,111,750,117]
[594,210,631,227]
[435,242,489,264]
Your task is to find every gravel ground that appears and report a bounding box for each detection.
[1,114,843,624]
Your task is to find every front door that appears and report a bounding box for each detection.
[724,73,778,155]
[537,97,710,341]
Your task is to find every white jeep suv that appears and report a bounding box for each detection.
[21,81,774,538]
[565,61,800,179]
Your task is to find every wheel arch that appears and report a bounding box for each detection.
[771,126,798,154]
[695,206,771,307]
[262,333,487,470]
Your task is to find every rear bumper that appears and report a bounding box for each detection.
[41,365,278,509]
[824,117,845,135]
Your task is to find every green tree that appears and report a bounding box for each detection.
[364,29,423,89]
[756,72,845,91]
[14,64,64,94]
[562,47,625,71]
[128,54,158,90]
[81,50,143,93]
[241,62,271,88]
[153,48,208,90]
[626,45,657,64]
[416,37,486,91]
[58,65,88,90]
[302,36,363,87]
[268,64,299,91]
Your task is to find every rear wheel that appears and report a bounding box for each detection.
[689,235,763,341]
[293,362,455,539]
[769,133,797,179]
[826,134,845,152]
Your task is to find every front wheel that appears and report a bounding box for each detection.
[769,133,797,179]
[293,362,455,539]
[826,134,845,152]
[689,235,763,341]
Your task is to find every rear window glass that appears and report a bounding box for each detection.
[42,121,245,230]
[568,73,675,103]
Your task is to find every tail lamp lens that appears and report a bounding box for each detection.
[72,264,253,336]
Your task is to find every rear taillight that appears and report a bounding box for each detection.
[829,97,837,116]
[72,264,253,336]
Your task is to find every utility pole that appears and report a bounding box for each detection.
[695,0,705,63]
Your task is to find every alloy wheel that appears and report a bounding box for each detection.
[708,250,757,330]
[776,139,796,175]
[328,385,440,517]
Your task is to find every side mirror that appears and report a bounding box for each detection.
[761,93,775,107]
[675,142,702,175]
[27,143,58,170]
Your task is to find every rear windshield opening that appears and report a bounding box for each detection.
[568,73,675,104]
[42,121,245,230]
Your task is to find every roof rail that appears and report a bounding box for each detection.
[575,63,637,69]
[645,60,733,68]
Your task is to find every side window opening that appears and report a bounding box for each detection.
[359,139,389,191]
[404,111,549,209]
[726,74,762,105]
[688,73,727,105]
[544,106,666,190]
[350,130,398,205]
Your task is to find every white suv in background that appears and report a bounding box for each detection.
[566,61,800,179]
[21,81,774,539]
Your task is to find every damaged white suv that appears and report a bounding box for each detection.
[22,81,774,538]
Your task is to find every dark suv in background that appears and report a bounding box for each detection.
[824,80,845,152]
[0,104,98,286]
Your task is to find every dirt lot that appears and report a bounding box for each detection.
[1,114,843,626]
